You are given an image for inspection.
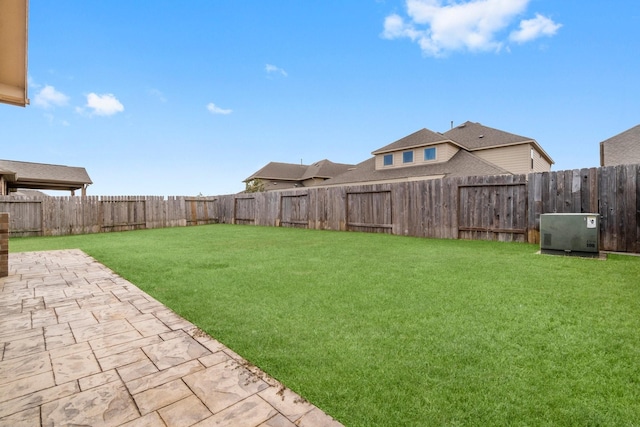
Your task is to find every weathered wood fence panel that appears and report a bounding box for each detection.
[1,164,638,253]
[234,197,255,225]
[279,193,309,228]
[185,197,219,226]
[458,175,528,242]
[0,198,42,237]
[0,196,214,236]
[100,197,146,232]
[347,188,392,233]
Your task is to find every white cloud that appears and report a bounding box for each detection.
[33,85,69,109]
[509,13,562,43]
[84,93,124,116]
[206,102,232,115]
[265,64,288,77]
[382,0,561,56]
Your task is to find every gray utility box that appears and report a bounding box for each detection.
[540,213,600,257]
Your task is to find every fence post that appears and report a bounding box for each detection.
[0,213,8,278]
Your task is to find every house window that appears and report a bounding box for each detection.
[403,151,413,163]
[531,148,534,169]
[424,147,436,161]
[383,154,393,166]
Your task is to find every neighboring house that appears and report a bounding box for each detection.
[599,124,640,166]
[0,159,92,196]
[322,121,553,187]
[243,159,355,191]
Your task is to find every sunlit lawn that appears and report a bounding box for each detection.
[10,225,640,426]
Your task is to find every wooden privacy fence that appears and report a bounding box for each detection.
[0,196,219,237]
[0,164,638,253]
[212,174,531,242]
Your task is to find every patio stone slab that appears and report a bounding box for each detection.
[0,352,50,384]
[259,384,316,422]
[98,348,150,371]
[183,360,270,414]
[192,394,278,427]
[0,381,79,419]
[116,358,159,383]
[142,334,211,370]
[119,411,165,427]
[2,334,45,359]
[31,308,58,328]
[0,371,55,400]
[0,406,40,427]
[130,317,171,337]
[41,381,138,427]
[72,318,134,342]
[158,394,213,427]
[125,359,204,395]
[0,249,344,426]
[132,378,192,415]
[259,413,298,427]
[78,369,120,391]
[44,331,76,351]
[51,349,102,385]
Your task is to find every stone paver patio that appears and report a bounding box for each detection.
[0,249,343,427]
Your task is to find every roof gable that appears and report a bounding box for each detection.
[244,162,308,182]
[372,128,452,155]
[244,160,356,183]
[300,159,354,180]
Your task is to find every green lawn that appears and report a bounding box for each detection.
[10,225,640,426]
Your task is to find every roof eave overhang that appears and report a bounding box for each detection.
[9,183,83,191]
[0,0,29,107]
[318,174,448,188]
[0,171,18,182]
[372,139,462,155]
[8,178,90,191]
[243,176,302,183]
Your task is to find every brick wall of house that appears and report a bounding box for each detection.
[0,213,8,278]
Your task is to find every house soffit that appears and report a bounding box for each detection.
[373,140,461,156]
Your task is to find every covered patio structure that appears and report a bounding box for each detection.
[0,159,92,196]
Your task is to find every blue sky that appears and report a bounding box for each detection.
[2,0,639,196]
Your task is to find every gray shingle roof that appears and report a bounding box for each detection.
[442,121,533,150]
[244,160,355,183]
[322,150,509,186]
[442,121,553,164]
[300,159,354,180]
[0,159,92,190]
[244,162,308,182]
[372,128,452,155]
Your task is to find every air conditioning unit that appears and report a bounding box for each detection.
[540,213,600,257]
